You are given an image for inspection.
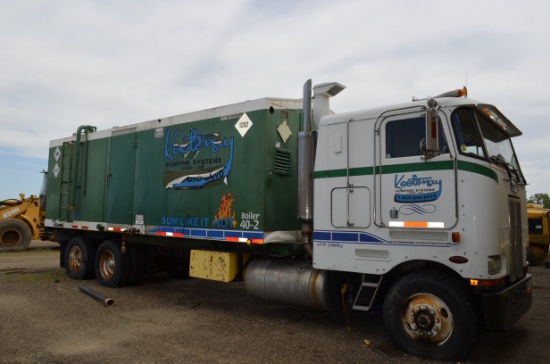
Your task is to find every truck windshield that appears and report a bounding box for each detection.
[451,107,525,183]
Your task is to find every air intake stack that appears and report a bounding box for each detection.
[297,80,345,255]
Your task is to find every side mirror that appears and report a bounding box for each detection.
[422,99,440,159]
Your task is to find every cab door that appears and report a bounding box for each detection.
[375,110,457,231]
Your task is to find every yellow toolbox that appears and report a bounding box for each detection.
[189,250,248,282]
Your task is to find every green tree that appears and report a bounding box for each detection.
[528,193,550,208]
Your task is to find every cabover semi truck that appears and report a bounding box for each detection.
[42,80,532,361]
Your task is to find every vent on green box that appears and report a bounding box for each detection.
[274,148,291,176]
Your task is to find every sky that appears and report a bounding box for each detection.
[1,0,549,201]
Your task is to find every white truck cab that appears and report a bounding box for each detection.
[310,84,531,360]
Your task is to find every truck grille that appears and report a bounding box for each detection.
[509,198,524,282]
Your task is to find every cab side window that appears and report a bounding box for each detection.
[386,117,448,159]
[386,117,424,158]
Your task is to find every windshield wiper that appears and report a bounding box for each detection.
[489,154,507,165]
[490,155,525,186]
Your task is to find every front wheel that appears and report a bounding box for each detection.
[0,218,31,251]
[383,270,480,361]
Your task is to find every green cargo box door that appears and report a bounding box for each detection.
[106,129,137,224]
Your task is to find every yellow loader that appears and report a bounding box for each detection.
[527,203,550,265]
[0,194,43,251]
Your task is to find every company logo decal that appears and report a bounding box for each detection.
[394,174,442,202]
[2,207,20,219]
[164,128,234,189]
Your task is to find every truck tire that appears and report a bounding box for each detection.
[65,236,96,280]
[0,218,32,252]
[383,270,480,361]
[95,240,131,288]
[127,244,146,286]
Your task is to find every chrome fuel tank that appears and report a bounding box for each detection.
[244,258,329,311]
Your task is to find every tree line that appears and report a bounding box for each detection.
[528,193,550,208]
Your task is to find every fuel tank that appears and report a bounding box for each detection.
[244,258,329,310]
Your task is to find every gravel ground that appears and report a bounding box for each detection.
[0,243,549,364]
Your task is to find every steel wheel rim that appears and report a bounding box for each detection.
[99,250,116,280]
[1,230,21,247]
[68,245,83,272]
[401,293,454,345]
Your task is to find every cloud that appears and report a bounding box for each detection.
[1,0,550,197]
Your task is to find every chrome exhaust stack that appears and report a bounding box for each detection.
[297,80,345,256]
[298,80,314,255]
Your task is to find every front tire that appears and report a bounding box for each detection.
[383,270,480,361]
[0,218,32,252]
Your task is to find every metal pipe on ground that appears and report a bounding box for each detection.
[78,285,114,307]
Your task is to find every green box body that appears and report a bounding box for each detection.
[45,98,304,246]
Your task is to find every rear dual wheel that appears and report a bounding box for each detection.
[96,240,131,288]
[95,240,145,287]
[65,236,96,280]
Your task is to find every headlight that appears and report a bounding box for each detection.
[488,255,502,275]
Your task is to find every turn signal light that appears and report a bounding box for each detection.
[470,278,506,288]
[451,232,461,243]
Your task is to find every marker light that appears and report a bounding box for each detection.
[481,107,496,120]
[451,232,461,243]
[470,278,506,287]
[434,87,468,98]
